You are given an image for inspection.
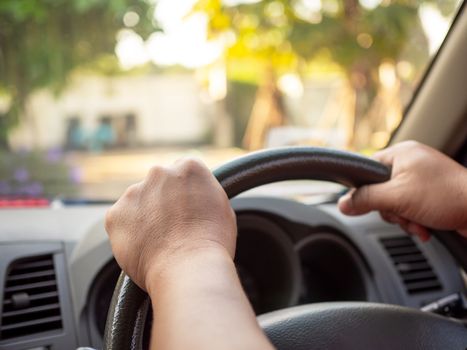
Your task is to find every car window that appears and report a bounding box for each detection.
[0,0,463,202]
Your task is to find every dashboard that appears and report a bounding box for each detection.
[0,195,464,350]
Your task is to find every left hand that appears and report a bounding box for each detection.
[105,158,237,292]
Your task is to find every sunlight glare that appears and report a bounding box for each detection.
[379,62,397,89]
[419,4,450,55]
[359,0,382,10]
[150,0,223,68]
[208,65,228,100]
[294,0,323,23]
[278,73,304,99]
[123,11,140,27]
[146,13,223,68]
[223,0,262,6]
[116,0,224,69]
[115,29,149,69]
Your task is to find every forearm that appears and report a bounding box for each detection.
[457,167,467,237]
[147,246,274,350]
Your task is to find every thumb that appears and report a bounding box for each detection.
[338,183,394,216]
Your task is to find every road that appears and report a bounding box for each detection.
[66,147,342,201]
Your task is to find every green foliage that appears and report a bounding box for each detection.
[195,0,459,149]
[0,0,158,141]
[196,0,445,83]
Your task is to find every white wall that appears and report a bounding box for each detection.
[9,73,210,150]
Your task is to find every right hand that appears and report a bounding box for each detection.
[338,141,467,240]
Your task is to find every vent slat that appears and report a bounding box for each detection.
[7,269,55,281]
[386,246,422,256]
[4,280,57,293]
[1,254,62,340]
[380,236,442,295]
[396,262,431,272]
[12,259,53,270]
[3,291,59,306]
[379,238,413,248]
[9,260,54,276]
[406,280,443,292]
[2,303,61,318]
[390,255,426,263]
[401,271,437,282]
[0,316,62,331]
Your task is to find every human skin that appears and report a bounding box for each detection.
[105,158,274,350]
[338,141,467,240]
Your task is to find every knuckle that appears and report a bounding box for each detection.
[148,165,164,179]
[229,207,237,221]
[105,207,117,233]
[402,140,421,150]
[179,157,205,175]
[123,183,141,199]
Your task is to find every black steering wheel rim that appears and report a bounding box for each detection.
[102,146,466,349]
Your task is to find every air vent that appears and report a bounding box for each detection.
[1,255,63,340]
[380,236,442,295]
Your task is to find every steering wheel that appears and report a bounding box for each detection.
[102,147,467,349]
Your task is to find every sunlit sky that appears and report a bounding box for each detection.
[116,0,223,69]
[115,0,456,70]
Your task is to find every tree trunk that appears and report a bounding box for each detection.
[347,64,377,150]
[243,68,287,150]
[0,115,9,150]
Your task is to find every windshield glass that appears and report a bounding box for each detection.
[0,0,462,202]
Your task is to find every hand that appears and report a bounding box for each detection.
[338,141,467,241]
[105,158,237,291]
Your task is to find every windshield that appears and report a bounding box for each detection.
[0,0,462,202]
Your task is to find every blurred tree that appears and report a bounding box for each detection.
[195,0,459,150]
[0,0,157,148]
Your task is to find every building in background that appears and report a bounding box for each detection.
[8,74,212,151]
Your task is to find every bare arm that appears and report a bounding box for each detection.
[105,159,274,350]
[338,141,467,240]
[147,245,273,350]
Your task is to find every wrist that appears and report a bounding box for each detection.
[145,241,233,296]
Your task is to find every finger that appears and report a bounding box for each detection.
[373,141,416,166]
[338,182,396,216]
[372,148,396,166]
[380,211,398,223]
[389,213,409,227]
[380,211,397,224]
[373,141,423,164]
[407,222,431,242]
[380,212,409,227]
[337,190,354,214]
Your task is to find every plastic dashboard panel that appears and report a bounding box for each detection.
[0,242,77,350]
[232,197,464,309]
[0,197,464,349]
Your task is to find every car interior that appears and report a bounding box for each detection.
[1,1,467,349]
